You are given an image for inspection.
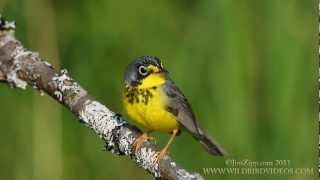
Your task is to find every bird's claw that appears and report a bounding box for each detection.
[154,149,169,164]
[133,133,154,153]
[148,136,155,142]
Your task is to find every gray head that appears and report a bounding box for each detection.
[124,56,167,86]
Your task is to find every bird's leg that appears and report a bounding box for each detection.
[155,129,179,163]
[133,131,154,153]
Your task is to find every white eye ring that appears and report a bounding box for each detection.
[138,66,148,76]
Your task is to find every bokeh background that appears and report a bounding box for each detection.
[0,0,317,180]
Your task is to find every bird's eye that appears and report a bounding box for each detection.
[138,66,148,76]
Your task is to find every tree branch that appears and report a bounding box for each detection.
[0,16,204,180]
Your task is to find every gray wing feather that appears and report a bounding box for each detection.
[161,80,226,156]
[161,80,200,134]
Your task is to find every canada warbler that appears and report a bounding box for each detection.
[122,56,225,161]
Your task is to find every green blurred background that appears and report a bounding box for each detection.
[0,0,317,180]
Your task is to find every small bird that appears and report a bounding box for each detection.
[122,56,225,162]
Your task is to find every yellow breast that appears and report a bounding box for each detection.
[122,74,179,132]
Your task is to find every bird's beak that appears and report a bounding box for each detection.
[160,68,168,73]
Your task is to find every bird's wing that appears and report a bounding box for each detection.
[161,79,226,156]
[161,80,201,135]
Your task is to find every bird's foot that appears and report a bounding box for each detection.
[133,133,154,153]
[154,149,169,163]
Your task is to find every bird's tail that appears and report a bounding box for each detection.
[195,129,226,156]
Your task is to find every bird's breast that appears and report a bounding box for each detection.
[123,83,179,132]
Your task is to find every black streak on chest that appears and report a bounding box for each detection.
[125,86,157,105]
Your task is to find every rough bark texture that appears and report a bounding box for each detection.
[0,16,204,180]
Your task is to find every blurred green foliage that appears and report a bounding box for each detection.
[0,0,316,180]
